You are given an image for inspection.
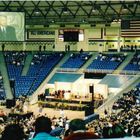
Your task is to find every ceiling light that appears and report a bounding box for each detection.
[122,5,128,11]
[34,8,40,15]
[92,8,96,13]
[63,7,68,14]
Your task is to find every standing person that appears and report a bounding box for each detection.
[1,43,5,51]
[0,15,17,41]
[39,45,42,51]
[32,116,61,140]
[43,45,46,51]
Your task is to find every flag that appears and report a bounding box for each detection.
[121,20,140,37]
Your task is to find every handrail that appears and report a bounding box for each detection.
[57,68,140,75]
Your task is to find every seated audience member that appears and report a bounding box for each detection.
[63,118,100,140]
[102,124,126,138]
[1,124,25,140]
[33,116,61,140]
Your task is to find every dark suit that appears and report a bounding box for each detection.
[0,26,17,41]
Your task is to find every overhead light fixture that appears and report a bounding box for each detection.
[92,6,97,13]
[92,8,96,13]
[63,7,68,14]
[51,20,55,23]
[34,8,40,15]
[122,5,128,11]
[82,19,86,23]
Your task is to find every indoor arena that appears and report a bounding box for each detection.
[0,1,140,140]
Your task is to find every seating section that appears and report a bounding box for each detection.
[4,52,64,97]
[91,85,140,138]
[4,51,27,79]
[112,83,140,110]
[0,73,5,100]
[27,52,64,95]
[123,53,140,72]
[87,53,125,71]
[61,52,91,68]
[15,76,35,97]
[136,83,140,88]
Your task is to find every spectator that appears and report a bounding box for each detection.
[1,124,25,140]
[43,45,46,51]
[33,116,60,140]
[102,124,126,138]
[63,118,100,140]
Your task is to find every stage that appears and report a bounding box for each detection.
[38,95,104,111]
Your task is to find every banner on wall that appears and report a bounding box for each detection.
[27,29,55,41]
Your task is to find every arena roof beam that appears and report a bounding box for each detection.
[133,1,139,16]
[17,1,31,17]
[104,1,120,18]
[2,1,12,11]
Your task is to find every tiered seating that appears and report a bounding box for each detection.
[87,53,125,71]
[136,83,140,88]
[26,52,64,95]
[123,53,140,72]
[5,52,64,97]
[4,51,27,79]
[61,52,91,68]
[15,76,35,97]
[0,73,5,100]
[112,84,140,110]
[4,51,27,97]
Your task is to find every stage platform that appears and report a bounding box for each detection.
[38,96,104,111]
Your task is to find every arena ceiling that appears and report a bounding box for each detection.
[0,1,140,25]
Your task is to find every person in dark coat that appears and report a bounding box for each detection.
[0,15,17,41]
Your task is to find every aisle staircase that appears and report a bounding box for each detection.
[78,52,99,72]
[113,52,135,74]
[22,52,33,76]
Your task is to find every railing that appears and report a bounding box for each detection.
[57,68,140,75]
[57,68,79,72]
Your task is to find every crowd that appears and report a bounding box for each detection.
[88,86,140,138]
[98,53,126,63]
[4,51,27,66]
[0,84,140,139]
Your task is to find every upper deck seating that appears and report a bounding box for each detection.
[87,53,125,71]
[4,51,64,97]
[4,51,27,79]
[61,52,91,69]
[26,52,64,95]
[123,53,140,72]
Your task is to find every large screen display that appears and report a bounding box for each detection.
[0,12,24,41]
[64,31,79,42]
[58,29,84,42]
